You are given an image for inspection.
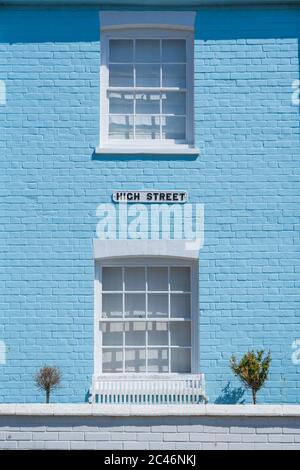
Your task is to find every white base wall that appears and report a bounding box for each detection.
[0,405,300,450]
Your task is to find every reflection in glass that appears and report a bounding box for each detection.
[109,115,134,140]
[110,40,133,63]
[125,294,146,317]
[109,64,134,87]
[136,93,160,115]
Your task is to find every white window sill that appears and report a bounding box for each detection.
[0,404,300,417]
[95,146,200,156]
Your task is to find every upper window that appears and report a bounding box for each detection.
[99,28,195,153]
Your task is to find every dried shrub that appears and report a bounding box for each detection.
[34,365,62,403]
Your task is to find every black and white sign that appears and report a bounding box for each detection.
[112,191,188,203]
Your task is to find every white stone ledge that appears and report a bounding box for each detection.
[95,146,200,156]
[0,404,300,417]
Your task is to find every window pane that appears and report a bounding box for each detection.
[171,348,191,373]
[109,92,134,114]
[102,267,122,291]
[125,348,146,372]
[135,116,160,140]
[136,40,160,63]
[109,64,134,87]
[125,321,146,346]
[148,321,168,346]
[125,294,146,318]
[170,294,190,318]
[136,93,160,115]
[162,116,185,140]
[124,267,145,291]
[170,267,190,292]
[148,348,169,372]
[136,64,160,87]
[162,40,186,63]
[103,348,123,373]
[102,322,123,347]
[109,115,134,140]
[162,64,186,88]
[162,92,186,115]
[147,267,168,291]
[148,294,168,318]
[170,322,191,347]
[110,39,133,63]
[102,294,123,318]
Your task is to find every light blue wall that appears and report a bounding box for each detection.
[0,6,299,403]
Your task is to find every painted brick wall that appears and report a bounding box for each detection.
[0,415,300,450]
[0,6,300,403]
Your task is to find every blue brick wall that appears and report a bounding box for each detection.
[0,6,299,403]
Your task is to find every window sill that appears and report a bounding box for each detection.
[0,404,299,417]
[95,146,200,156]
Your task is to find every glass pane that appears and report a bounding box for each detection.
[136,64,160,87]
[148,348,169,372]
[136,40,160,63]
[162,64,186,88]
[102,348,123,373]
[171,348,191,373]
[124,267,145,291]
[125,348,146,372]
[102,322,123,347]
[125,321,146,346]
[148,294,168,318]
[162,40,186,63]
[136,93,160,115]
[162,92,186,115]
[109,115,133,140]
[125,294,146,318]
[170,267,190,292]
[170,322,191,347]
[109,92,134,114]
[102,294,123,318]
[135,116,160,140]
[109,64,134,87]
[148,321,168,346]
[110,39,133,63]
[147,267,168,291]
[170,294,190,318]
[102,267,122,291]
[162,116,185,140]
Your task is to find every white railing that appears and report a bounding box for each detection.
[90,374,207,404]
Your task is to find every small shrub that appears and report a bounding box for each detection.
[230,350,271,404]
[34,365,62,403]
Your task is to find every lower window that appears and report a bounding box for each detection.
[95,259,198,375]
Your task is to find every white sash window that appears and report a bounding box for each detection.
[95,259,199,375]
[98,12,197,154]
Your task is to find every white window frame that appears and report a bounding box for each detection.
[98,23,197,155]
[94,257,199,378]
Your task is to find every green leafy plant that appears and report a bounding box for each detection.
[230,350,271,404]
[34,365,62,403]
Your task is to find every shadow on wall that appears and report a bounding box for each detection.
[195,7,300,41]
[215,382,246,405]
[0,7,100,43]
[1,6,299,43]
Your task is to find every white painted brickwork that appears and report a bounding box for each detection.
[0,406,299,450]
